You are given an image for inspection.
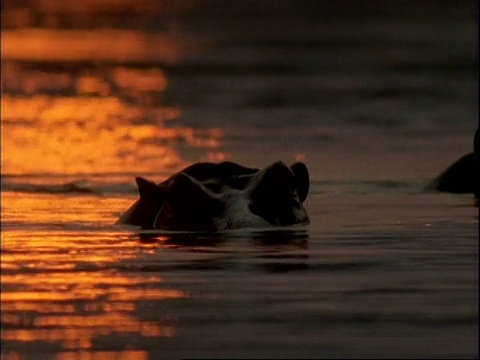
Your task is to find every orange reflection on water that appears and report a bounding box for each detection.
[1,270,182,347]
[112,68,168,93]
[1,302,76,313]
[1,257,184,350]
[2,92,222,175]
[3,0,197,29]
[2,193,186,351]
[2,22,222,176]
[1,94,185,174]
[2,304,176,349]
[2,29,188,63]
[2,272,162,287]
[0,235,136,272]
[76,76,111,96]
[54,350,148,360]
[2,63,74,95]
[4,349,148,360]
[1,285,186,303]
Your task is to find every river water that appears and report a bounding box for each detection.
[1,1,478,359]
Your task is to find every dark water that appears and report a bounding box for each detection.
[1,1,478,359]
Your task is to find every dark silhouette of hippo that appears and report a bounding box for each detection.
[431,153,478,194]
[117,161,310,231]
[430,129,479,196]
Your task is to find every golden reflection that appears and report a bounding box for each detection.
[2,29,188,63]
[2,63,74,95]
[1,303,76,313]
[54,350,148,360]
[3,0,197,29]
[1,273,162,286]
[1,95,178,174]
[1,193,135,235]
[1,196,187,351]
[1,264,184,349]
[1,287,186,302]
[1,92,222,174]
[112,68,168,93]
[1,5,218,353]
[76,76,111,96]
[2,303,177,348]
[2,21,222,176]
[2,1,216,357]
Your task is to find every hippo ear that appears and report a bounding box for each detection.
[135,177,163,201]
[291,162,310,203]
[247,161,293,198]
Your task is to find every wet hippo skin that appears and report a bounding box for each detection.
[118,161,310,231]
[431,129,479,196]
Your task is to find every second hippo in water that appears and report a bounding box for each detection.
[430,129,479,196]
[430,152,479,194]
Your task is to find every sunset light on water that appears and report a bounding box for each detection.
[1,194,187,356]
[1,93,223,174]
[1,27,198,351]
[1,1,477,359]
[1,54,222,175]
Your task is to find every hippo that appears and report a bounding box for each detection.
[430,129,479,196]
[117,161,310,231]
[430,153,478,194]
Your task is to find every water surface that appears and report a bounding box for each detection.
[1,1,478,359]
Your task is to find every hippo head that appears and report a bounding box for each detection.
[118,161,310,231]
